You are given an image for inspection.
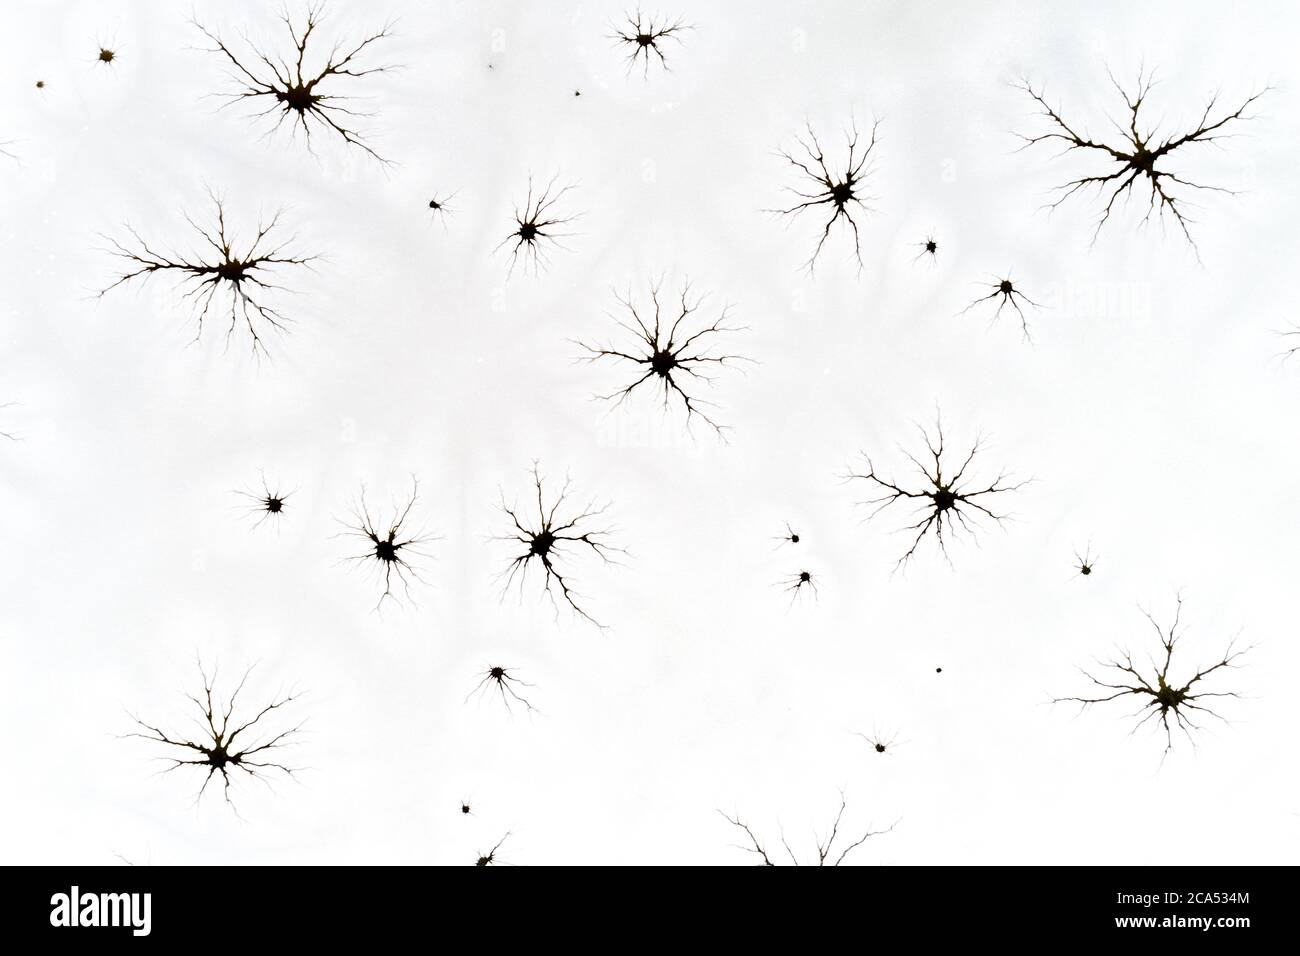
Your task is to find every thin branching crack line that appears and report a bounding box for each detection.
[1276,323,1300,363]
[611,9,691,78]
[234,471,293,530]
[121,660,304,813]
[466,666,539,716]
[427,188,460,229]
[719,792,896,866]
[1014,68,1270,257]
[856,724,905,756]
[780,569,818,606]
[336,477,438,610]
[773,522,801,547]
[913,235,939,264]
[574,279,750,438]
[476,832,512,866]
[97,189,316,358]
[959,273,1041,342]
[495,174,579,276]
[768,119,880,274]
[846,415,1028,570]
[493,462,624,628]
[1052,595,1252,759]
[1073,543,1098,578]
[192,4,396,162]
[0,402,17,441]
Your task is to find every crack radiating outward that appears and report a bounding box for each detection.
[769,119,880,274]
[337,477,438,609]
[575,279,749,438]
[98,191,316,358]
[1053,596,1251,759]
[1014,69,1269,257]
[719,792,896,866]
[847,415,1027,570]
[235,472,292,530]
[193,4,395,162]
[611,9,691,78]
[494,463,623,628]
[959,274,1041,342]
[466,666,538,716]
[495,175,580,276]
[123,660,304,813]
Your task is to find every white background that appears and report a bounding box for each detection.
[1,0,1297,865]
